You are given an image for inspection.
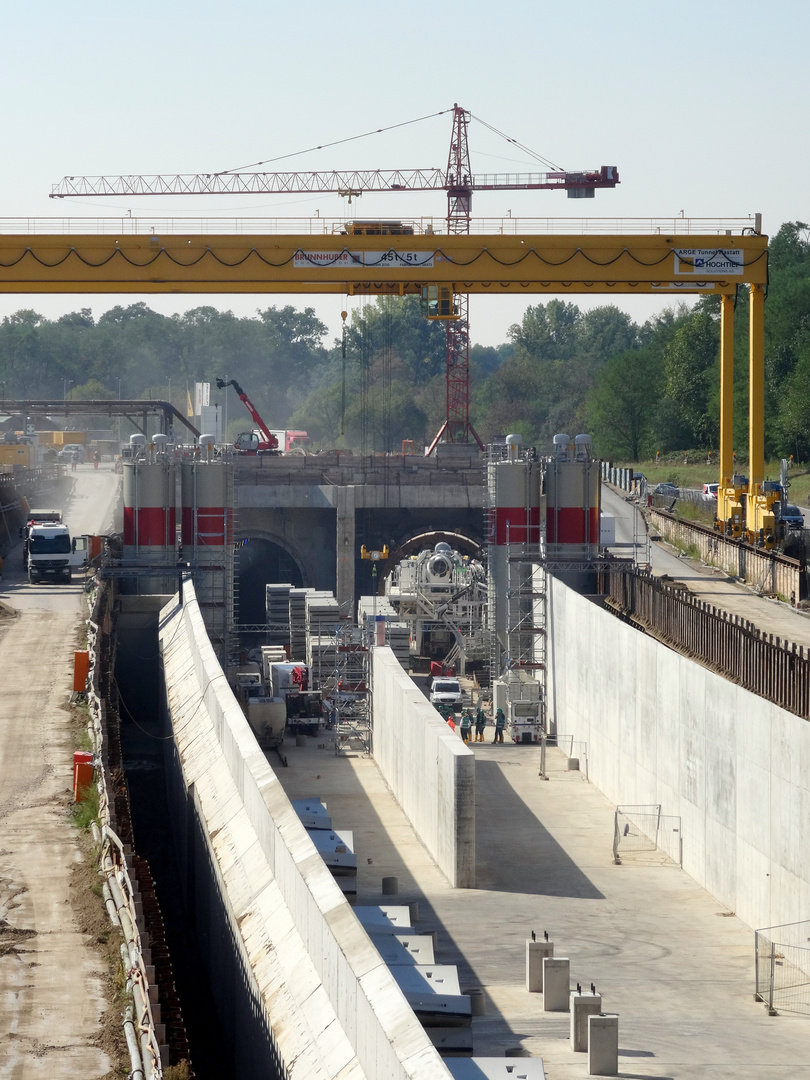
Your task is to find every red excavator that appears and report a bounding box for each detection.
[215,378,279,454]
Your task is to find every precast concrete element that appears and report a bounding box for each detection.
[569,991,602,1051]
[541,957,570,1011]
[371,646,475,888]
[525,939,553,992]
[159,584,452,1080]
[588,1014,618,1076]
[546,576,810,933]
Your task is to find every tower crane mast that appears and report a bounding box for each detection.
[51,105,619,451]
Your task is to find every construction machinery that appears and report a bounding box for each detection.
[215,378,279,454]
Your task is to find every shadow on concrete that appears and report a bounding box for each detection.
[473,759,604,899]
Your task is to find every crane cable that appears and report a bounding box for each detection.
[215,107,565,177]
[215,109,454,175]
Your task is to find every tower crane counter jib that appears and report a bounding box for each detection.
[215,378,279,454]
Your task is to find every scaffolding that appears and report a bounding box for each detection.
[329,624,372,756]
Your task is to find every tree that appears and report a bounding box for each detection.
[588,349,662,461]
[660,309,719,449]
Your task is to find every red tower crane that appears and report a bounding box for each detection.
[51,105,618,452]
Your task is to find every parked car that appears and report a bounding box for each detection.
[58,443,85,462]
[775,503,805,529]
[653,482,678,497]
[703,483,719,499]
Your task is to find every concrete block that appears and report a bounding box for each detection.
[588,1013,619,1075]
[526,939,554,992]
[568,757,579,770]
[463,987,486,1015]
[570,990,602,1051]
[542,956,570,1011]
[382,876,399,895]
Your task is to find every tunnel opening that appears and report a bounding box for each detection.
[236,538,303,624]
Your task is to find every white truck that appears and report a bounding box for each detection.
[26,522,89,584]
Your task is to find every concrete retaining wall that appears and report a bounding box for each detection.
[159,584,450,1080]
[547,576,810,931]
[372,648,475,888]
[649,508,802,601]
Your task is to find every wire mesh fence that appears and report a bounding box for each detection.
[612,804,682,866]
[755,921,810,1015]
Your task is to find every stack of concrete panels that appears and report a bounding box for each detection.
[265,583,293,650]
[358,597,410,668]
[354,904,473,1056]
[288,587,315,661]
[305,592,339,669]
[293,797,357,898]
[386,621,410,669]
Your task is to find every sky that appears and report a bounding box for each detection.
[1,0,807,348]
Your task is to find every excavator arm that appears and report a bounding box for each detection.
[215,377,278,452]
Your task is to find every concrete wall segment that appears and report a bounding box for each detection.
[547,576,810,932]
[159,588,451,1080]
[371,647,475,888]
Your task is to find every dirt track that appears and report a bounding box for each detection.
[0,465,121,1078]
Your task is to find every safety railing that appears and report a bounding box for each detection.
[603,569,810,719]
[85,584,165,1079]
[0,215,761,236]
[755,921,810,1015]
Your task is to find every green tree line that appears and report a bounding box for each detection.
[1,221,808,459]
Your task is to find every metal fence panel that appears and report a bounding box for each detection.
[755,921,810,1015]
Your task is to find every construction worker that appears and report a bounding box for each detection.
[494,708,506,744]
[93,449,100,470]
[460,711,472,743]
[474,707,486,742]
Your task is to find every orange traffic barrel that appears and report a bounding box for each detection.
[73,751,94,802]
[73,650,90,693]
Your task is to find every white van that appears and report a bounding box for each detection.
[429,677,463,710]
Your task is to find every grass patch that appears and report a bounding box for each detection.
[164,1063,193,1080]
[619,458,810,503]
[70,782,100,830]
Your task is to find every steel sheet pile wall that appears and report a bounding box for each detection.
[159,585,450,1080]
[548,576,810,931]
[605,570,810,717]
[371,647,475,888]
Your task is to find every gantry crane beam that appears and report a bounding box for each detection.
[49,167,619,200]
[0,231,768,293]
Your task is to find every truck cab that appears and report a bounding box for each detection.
[27,523,73,583]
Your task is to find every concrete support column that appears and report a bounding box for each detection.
[335,485,356,614]
[570,991,602,1051]
[542,956,569,1011]
[588,1013,619,1075]
[526,939,554,992]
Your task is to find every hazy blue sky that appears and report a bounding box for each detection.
[1,0,806,345]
